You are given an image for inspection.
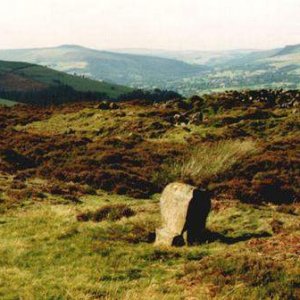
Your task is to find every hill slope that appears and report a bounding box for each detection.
[0,60,132,105]
[1,89,299,201]
[0,45,207,88]
[161,46,300,95]
[274,44,300,56]
[0,89,299,299]
[1,44,300,96]
[0,98,19,106]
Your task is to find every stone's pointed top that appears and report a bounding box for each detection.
[163,182,195,197]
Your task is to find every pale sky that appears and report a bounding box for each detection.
[1,0,299,51]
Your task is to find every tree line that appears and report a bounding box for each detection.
[0,86,183,106]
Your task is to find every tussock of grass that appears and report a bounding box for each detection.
[0,98,19,106]
[155,139,257,187]
[180,139,257,184]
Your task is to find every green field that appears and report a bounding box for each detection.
[0,187,299,299]
[0,60,132,101]
[0,98,18,106]
[16,65,132,97]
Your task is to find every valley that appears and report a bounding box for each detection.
[1,1,299,299]
[1,44,300,96]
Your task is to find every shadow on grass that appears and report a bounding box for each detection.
[199,230,272,245]
[149,230,271,246]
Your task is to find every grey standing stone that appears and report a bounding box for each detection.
[155,182,211,246]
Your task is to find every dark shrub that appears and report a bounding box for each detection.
[77,204,135,222]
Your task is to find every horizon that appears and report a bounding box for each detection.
[0,42,299,53]
[1,0,299,51]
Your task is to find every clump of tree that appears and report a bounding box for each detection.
[0,86,183,106]
[118,88,183,102]
[0,85,107,106]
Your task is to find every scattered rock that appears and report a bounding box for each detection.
[155,182,211,246]
[174,113,188,125]
[205,89,300,110]
[95,101,110,110]
[109,102,120,110]
[189,112,203,125]
[95,101,120,110]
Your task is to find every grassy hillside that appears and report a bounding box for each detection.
[0,45,207,88]
[275,44,300,56]
[0,98,18,106]
[0,60,132,104]
[158,45,300,95]
[0,89,299,298]
[0,190,298,299]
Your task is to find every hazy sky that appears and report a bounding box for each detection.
[1,0,299,51]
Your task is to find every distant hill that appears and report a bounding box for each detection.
[110,48,259,65]
[129,45,300,95]
[274,44,300,56]
[1,44,300,96]
[0,45,207,88]
[0,60,131,105]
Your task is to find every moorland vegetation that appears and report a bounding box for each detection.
[0,89,299,299]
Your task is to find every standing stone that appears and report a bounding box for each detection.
[155,182,211,246]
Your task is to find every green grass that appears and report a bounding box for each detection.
[0,60,29,75]
[0,60,132,99]
[16,106,167,139]
[0,98,19,106]
[153,139,258,188]
[1,89,299,298]
[16,65,132,97]
[0,189,299,299]
[179,139,257,184]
